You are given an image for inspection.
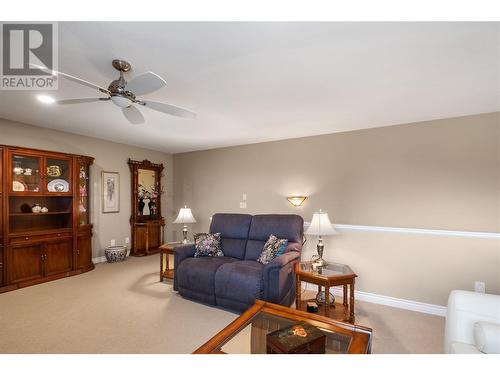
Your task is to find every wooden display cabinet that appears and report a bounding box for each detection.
[74,156,93,271]
[0,146,95,293]
[0,146,4,288]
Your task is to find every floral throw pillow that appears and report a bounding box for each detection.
[257,234,288,264]
[194,232,224,257]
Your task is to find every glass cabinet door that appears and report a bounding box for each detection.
[78,163,90,225]
[45,157,71,194]
[11,154,41,193]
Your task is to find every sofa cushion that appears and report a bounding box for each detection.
[194,232,224,257]
[210,213,252,259]
[257,235,288,264]
[449,341,482,354]
[210,213,252,239]
[177,256,237,295]
[474,321,500,354]
[215,260,264,306]
[245,214,303,260]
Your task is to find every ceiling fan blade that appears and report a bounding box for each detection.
[141,100,196,119]
[30,64,110,94]
[56,98,110,105]
[122,105,145,125]
[126,72,166,96]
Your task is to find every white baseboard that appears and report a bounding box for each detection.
[304,283,446,317]
[92,256,107,264]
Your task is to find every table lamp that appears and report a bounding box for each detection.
[173,206,197,243]
[305,209,336,267]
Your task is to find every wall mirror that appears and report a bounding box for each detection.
[137,168,158,217]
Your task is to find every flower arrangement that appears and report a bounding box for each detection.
[138,183,164,200]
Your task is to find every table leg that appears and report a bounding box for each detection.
[166,252,170,274]
[295,275,301,310]
[349,280,355,323]
[343,284,348,306]
[160,251,164,282]
[324,286,330,317]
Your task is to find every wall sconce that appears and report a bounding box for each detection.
[287,196,307,207]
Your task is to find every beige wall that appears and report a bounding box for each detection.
[0,118,175,258]
[173,112,500,306]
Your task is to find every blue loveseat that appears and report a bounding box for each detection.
[173,213,304,312]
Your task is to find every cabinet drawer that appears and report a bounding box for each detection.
[10,231,72,244]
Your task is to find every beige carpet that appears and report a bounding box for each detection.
[0,255,444,354]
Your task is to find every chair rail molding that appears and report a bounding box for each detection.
[304,222,500,239]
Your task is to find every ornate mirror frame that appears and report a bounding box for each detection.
[128,158,164,222]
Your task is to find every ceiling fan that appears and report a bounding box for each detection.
[34,59,196,125]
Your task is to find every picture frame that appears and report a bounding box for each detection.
[102,171,120,213]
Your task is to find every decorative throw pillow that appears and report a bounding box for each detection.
[194,232,224,257]
[257,234,288,264]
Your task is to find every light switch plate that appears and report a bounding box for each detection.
[110,239,116,246]
[474,281,486,293]
[242,193,247,201]
[239,202,247,209]
[125,237,130,244]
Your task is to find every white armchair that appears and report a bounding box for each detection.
[444,290,500,354]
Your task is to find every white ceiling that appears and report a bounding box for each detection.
[0,22,498,153]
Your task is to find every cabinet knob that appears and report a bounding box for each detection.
[57,233,61,237]
[25,237,29,240]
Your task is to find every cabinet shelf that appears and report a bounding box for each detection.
[9,211,72,216]
[9,193,72,196]
[9,228,73,237]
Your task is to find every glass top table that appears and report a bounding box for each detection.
[298,262,356,279]
[294,261,357,323]
[193,300,372,354]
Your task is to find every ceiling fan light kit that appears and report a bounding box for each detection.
[39,59,196,124]
[111,95,133,108]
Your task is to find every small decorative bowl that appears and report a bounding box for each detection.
[104,245,127,263]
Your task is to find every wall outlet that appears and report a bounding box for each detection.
[474,281,486,293]
[125,237,130,244]
[239,202,247,209]
[110,239,116,246]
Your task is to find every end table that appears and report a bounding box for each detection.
[159,242,186,281]
[294,261,357,323]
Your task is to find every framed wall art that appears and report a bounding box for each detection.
[102,171,120,213]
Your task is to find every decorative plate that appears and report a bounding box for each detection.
[47,165,62,177]
[47,179,69,192]
[12,180,26,191]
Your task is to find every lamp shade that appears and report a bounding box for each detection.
[173,207,196,224]
[305,210,336,236]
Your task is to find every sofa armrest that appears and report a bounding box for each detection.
[173,243,196,291]
[264,250,301,270]
[262,251,301,303]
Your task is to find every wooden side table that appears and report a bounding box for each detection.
[159,242,193,281]
[159,242,178,281]
[294,261,357,323]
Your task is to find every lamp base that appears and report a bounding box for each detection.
[182,225,188,244]
[312,256,327,268]
[316,290,335,306]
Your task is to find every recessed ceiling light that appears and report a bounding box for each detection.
[37,95,55,104]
